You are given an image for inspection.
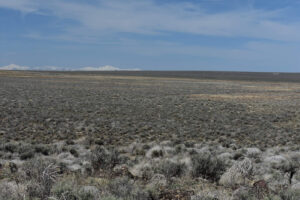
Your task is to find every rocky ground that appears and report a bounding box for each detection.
[0,71,299,200]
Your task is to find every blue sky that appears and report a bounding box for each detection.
[1,0,300,72]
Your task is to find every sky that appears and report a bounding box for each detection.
[1,0,300,72]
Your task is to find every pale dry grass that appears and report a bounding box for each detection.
[273,116,300,129]
[189,93,290,101]
[243,85,300,92]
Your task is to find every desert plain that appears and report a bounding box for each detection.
[0,71,299,200]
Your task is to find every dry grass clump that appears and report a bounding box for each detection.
[50,177,101,200]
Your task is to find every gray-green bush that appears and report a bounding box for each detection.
[91,146,121,170]
[191,153,226,182]
[156,160,186,179]
[108,177,150,199]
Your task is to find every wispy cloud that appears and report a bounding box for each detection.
[0,64,30,70]
[0,64,140,71]
[79,65,140,71]
[1,0,300,71]
[0,0,38,13]
[1,0,300,42]
[0,64,67,71]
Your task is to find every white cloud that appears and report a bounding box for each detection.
[0,64,140,71]
[0,64,69,71]
[0,64,29,70]
[1,0,300,42]
[0,0,38,12]
[79,65,140,71]
[1,1,300,71]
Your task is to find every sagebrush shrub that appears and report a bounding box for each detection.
[70,148,79,157]
[35,144,52,155]
[51,178,78,199]
[108,177,134,198]
[279,189,300,200]
[19,144,35,160]
[191,152,226,182]
[151,149,163,158]
[231,188,256,200]
[157,160,186,179]
[0,181,25,200]
[108,177,150,199]
[91,146,120,170]
[51,178,101,200]
[20,151,35,160]
[4,143,18,153]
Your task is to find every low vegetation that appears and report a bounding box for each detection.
[0,71,299,199]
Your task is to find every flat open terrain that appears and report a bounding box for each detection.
[0,71,299,147]
[0,71,299,200]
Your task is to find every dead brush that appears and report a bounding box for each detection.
[23,158,60,199]
[252,180,269,199]
[41,163,61,191]
[48,192,76,200]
